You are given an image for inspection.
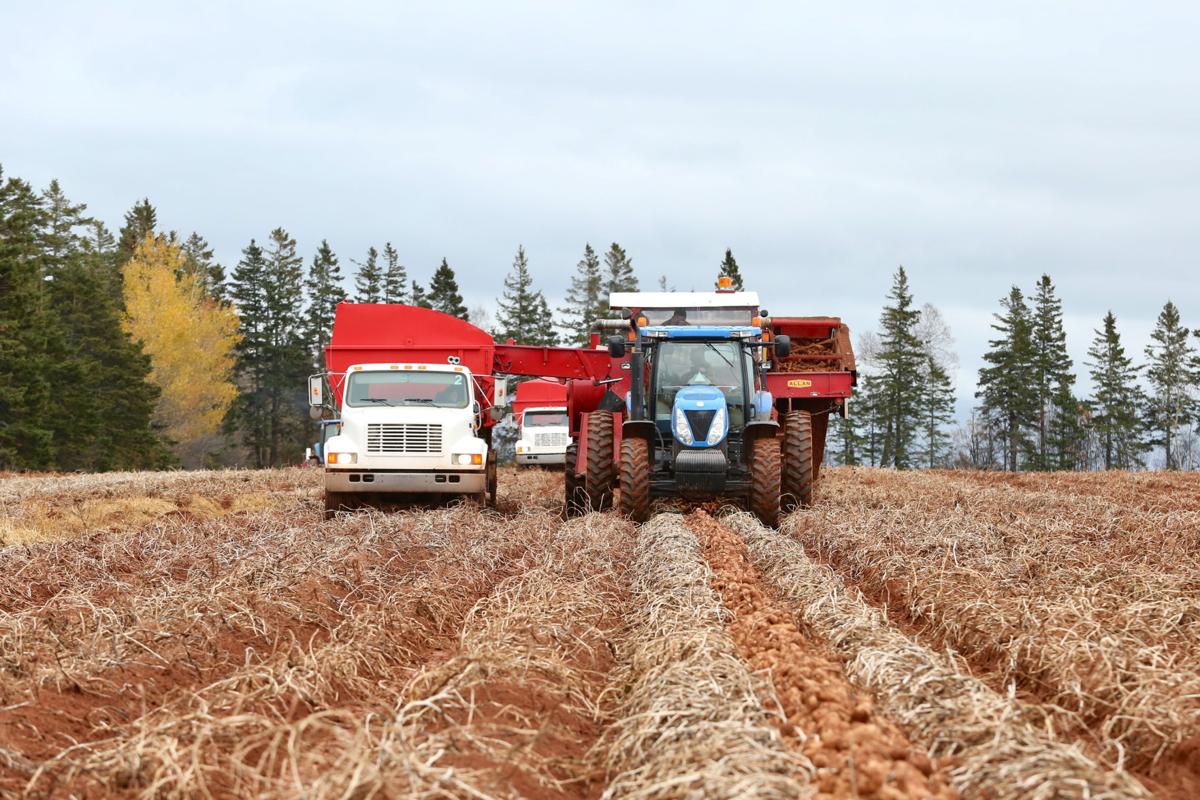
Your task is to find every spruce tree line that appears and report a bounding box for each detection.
[829,267,957,469]
[965,280,1199,471]
[0,166,184,471]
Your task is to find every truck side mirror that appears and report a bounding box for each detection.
[608,335,627,358]
[309,405,324,421]
[489,406,504,422]
[775,335,791,358]
[308,375,324,407]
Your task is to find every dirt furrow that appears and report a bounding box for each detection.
[724,510,1151,800]
[596,513,811,799]
[687,511,955,799]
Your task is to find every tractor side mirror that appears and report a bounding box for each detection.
[774,335,791,358]
[608,335,627,358]
[308,375,324,407]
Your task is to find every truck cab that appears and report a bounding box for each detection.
[315,362,494,517]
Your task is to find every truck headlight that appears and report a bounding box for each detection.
[706,406,727,445]
[673,410,694,445]
[327,452,356,465]
[454,453,484,466]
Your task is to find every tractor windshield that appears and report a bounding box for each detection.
[345,371,470,408]
[653,341,748,428]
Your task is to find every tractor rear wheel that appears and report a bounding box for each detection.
[563,442,586,518]
[619,437,651,522]
[585,411,615,512]
[748,435,781,528]
[781,410,814,512]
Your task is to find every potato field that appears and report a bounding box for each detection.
[1,467,1197,799]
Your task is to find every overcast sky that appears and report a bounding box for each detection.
[3,2,1198,414]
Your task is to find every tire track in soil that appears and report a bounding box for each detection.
[687,511,957,800]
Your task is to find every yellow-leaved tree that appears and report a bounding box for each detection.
[123,235,240,465]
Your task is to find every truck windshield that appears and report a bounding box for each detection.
[653,341,747,426]
[345,371,470,408]
[524,410,568,427]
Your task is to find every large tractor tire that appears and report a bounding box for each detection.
[585,411,615,512]
[323,490,352,520]
[781,410,814,512]
[748,435,781,528]
[619,437,651,523]
[563,442,587,518]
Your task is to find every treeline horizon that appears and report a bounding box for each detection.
[2,165,1198,473]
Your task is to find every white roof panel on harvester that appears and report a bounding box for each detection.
[608,291,761,309]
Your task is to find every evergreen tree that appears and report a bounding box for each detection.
[260,228,311,466]
[977,286,1038,471]
[856,375,885,467]
[353,246,383,303]
[117,198,157,264]
[918,357,956,468]
[304,239,345,368]
[599,242,637,314]
[496,245,557,345]
[718,248,744,290]
[1030,275,1078,470]
[0,171,56,468]
[181,232,227,302]
[410,281,431,309]
[1086,312,1147,469]
[381,242,408,303]
[49,184,168,470]
[428,258,468,319]
[230,239,271,466]
[558,243,603,346]
[1144,301,1197,469]
[876,267,924,469]
[830,411,864,466]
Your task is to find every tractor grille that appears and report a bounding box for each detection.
[534,432,570,448]
[684,409,717,441]
[366,423,443,454]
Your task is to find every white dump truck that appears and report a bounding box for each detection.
[312,303,502,518]
[513,379,571,467]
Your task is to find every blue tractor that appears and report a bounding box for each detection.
[607,319,792,526]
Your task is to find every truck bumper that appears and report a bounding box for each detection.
[325,469,486,494]
[516,452,566,466]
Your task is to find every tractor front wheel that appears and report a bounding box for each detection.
[781,410,814,512]
[585,411,615,512]
[748,435,781,528]
[619,437,651,522]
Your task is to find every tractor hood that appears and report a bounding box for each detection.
[671,385,729,448]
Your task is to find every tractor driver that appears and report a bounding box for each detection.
[687,349,714,385]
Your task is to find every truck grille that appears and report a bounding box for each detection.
[366,423,443,454]
[534,432,570,448]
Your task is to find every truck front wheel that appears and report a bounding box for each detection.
[323,490,352,520]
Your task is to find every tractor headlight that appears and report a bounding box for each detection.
[673,409,694,445]
[705,406,727,445]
